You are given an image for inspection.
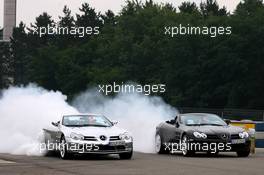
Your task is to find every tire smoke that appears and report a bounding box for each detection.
[0,84,77,155]
[0,84,177,155]
[72,88,178,153]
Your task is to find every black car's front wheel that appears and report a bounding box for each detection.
[237,150,250,157]
[181,135,195,157]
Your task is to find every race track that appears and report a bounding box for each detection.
[1,149,264,175]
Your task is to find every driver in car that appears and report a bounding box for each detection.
[88,116,97,125]
[200,116,210,124]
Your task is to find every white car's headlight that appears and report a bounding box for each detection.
[239,131,249,139]
[119,132,132,141]
[193,132,207,139]
[70,132,84,140]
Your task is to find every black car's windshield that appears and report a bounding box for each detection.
[180,114,227,126]
[62,115,113,127]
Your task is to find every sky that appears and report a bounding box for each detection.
[0,0,241,28]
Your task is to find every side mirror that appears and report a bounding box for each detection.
[112,120,118,125]
[166,119,176,125]
[175,121,180,128]
[224,119,231,125]
[52,121,59,127]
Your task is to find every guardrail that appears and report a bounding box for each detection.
[255,122,264,148]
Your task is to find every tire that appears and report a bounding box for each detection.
[155,134,168,154]
[181,134,195,157]
[119,151,133,160]
[237,150,250,157]
[207,151,219,156]
[59,136,72,159]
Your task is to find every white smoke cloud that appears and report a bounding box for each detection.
[0,84,77,155]
[0,84,177,155]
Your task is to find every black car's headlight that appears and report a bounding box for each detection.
[119,132,132,141]
[70,132,84,140]
[239,131,249,139]
[193,132,207,139]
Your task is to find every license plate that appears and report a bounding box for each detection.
[109,141,125,146]
[231,139,246,144]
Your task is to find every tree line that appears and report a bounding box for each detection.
[0,0,264,109]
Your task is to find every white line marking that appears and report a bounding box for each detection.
[0,159,15,164]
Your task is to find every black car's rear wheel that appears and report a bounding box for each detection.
[181,135,195,157]
[237,150,250,157]
[155,134,167,154]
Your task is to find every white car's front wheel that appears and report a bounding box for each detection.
[60,136,72,159]
[119,151,133,159]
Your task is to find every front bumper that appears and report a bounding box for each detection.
[186,135,251,152]
[66,142,133,154]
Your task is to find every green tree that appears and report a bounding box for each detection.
[200,0,227,17]
[179,2,199,14]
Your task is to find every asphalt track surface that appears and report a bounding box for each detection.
[1,149,264,175]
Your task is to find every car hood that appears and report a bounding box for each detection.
[61,125,128,137]
[188,125,244,134]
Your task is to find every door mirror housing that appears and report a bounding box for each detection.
[175,121,180,128]
[112,120,118,125]
[52,121,60,127]
[224,119,231,125]
[166,119,176,125]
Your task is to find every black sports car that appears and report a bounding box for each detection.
[155,113,251,157]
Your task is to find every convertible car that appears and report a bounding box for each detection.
[43,114,133,159]
[155,113,251,157]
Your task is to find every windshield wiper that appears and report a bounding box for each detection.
[186,124,202,126]
[64,124,110,127]
[199,123,225,126]
[186,123,224,126]
[64,125,79,127]
[78,124,109,127]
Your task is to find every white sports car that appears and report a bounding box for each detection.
[43,114,133,159]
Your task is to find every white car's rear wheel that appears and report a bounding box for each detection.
[155,134,167,154]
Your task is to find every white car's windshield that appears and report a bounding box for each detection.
[180,114,227,126]
[62,115,113,127]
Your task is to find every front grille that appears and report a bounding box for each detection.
[110,136,121,141]
[206,134,231,140]
[231,134,240,139]
[83,136,97,141]
[98,145,126,151]
[206,134,219,139]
